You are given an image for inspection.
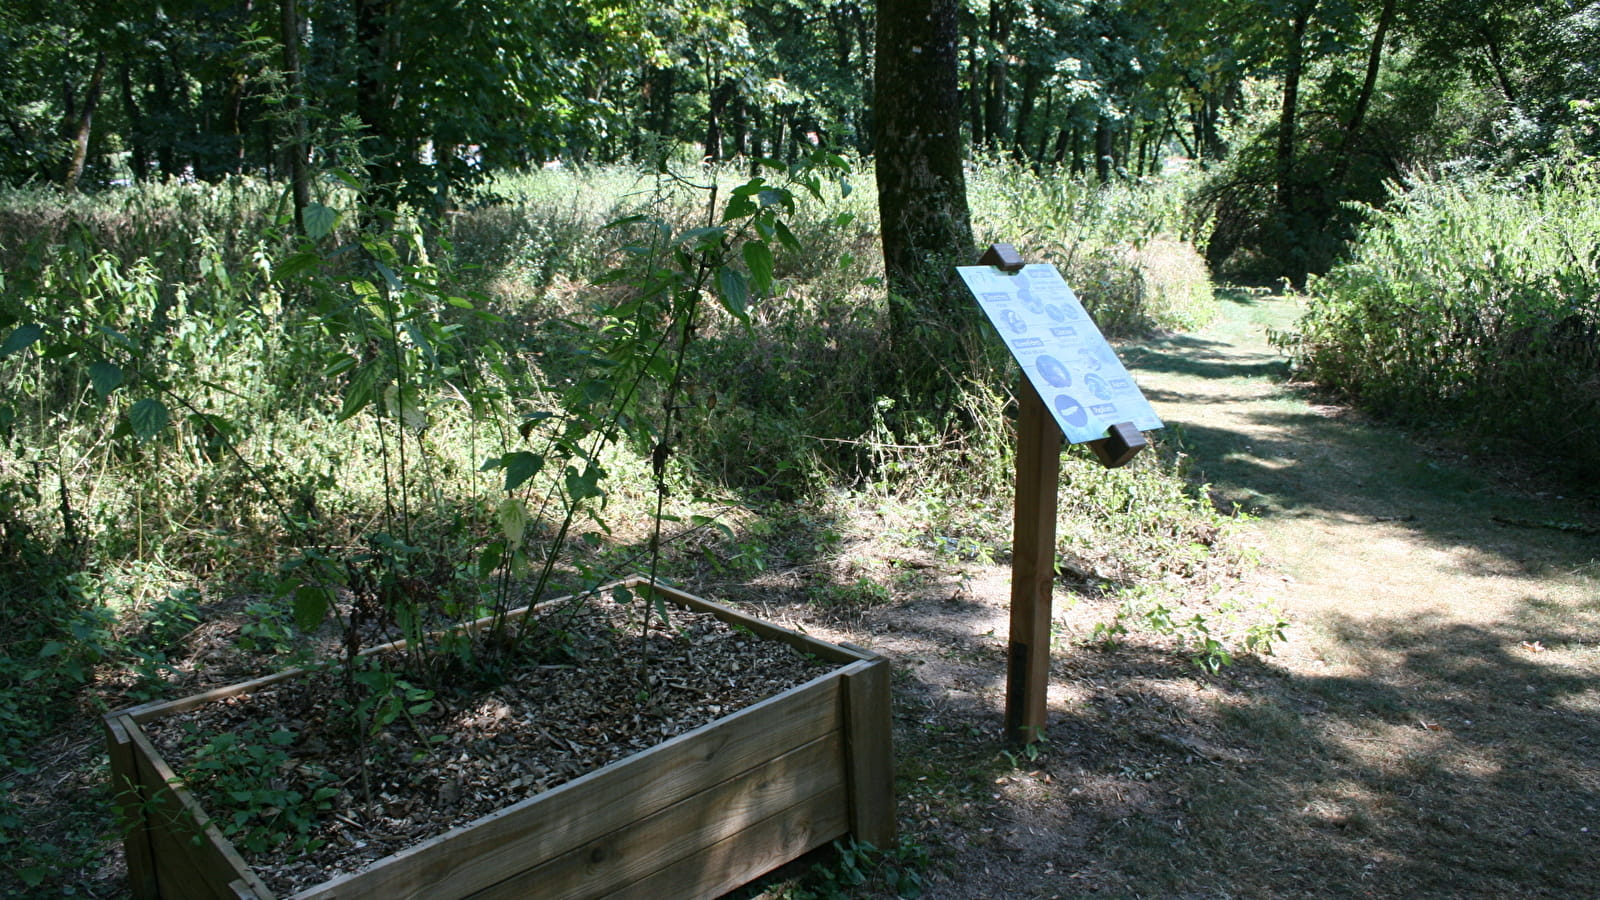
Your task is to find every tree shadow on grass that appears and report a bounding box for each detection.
[847,590,1600,899]
[1119,336,1293,384]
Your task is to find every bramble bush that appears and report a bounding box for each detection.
[1281,163,1600,479]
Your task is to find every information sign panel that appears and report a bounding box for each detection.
[957,263,1163,444]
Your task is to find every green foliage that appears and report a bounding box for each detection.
[0,157,1261,887]
[762,837,927,900]
[177,722,340,856]
[1284,164,1600,478]
[1089,584,1287,672]
[968,156,1217,336]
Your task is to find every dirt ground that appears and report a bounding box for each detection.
[13,291,1599,898]
[719,291,1600,898]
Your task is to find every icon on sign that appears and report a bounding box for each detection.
[1000,309,1028,334]
[1078,348,1104,371]
[1016,280,1044,315]
[1053,394,1089,428]
[1035,354,1072,388]
[1045,304,1067,323]
[1085,373,1111,401]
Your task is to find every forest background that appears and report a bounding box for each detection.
[1,0,1598,894]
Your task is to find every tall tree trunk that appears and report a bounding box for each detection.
[1275,1,1313,215]
[963,21,984,147]
[1483,34,1518,105]
[730,92,748,158]
[705,79,735,161]
[281,0,311,234]
[354,0,396,210]
[770,106,786,162]
[1275,0,1316,286]
[1012,63,1040,159]
[220,0,255,176]
[1034,86,1054,162]
[61,51,108,192]
[1094,115,1113,183]
[982,0,1012,150]
[1168,103,1197,159]
[875,0,976,390]
[1328,0,1396,191]
[119,62,148,181]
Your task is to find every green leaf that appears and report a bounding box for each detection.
[774,220,801,252]
[742,241,775,295]
[88,361,123,399]
[337,366,377,421]
[293,585,331,632]
[498,498,528,546]
[715,267,750,323]
[757,188,790,212]
[0,323,42,357]
[690,514,736,541]
[518,411,555,439]
[677,226,725,250]
[321,354,358,378]
[275,250,322,280]
[722,194,758,221]
[383,383,429,431]
[564,465,605,502]
[477,541,505,578]
[128,398,170,440]
[303,203,338,240]
[502,451,545,491]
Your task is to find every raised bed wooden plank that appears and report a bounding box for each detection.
[605,784,850,900]
[293,671,843,900]
[466,735,847,899]
[121,579,858,727]
[649,581,867,665]
[107,715,161,900]
[842,656,897,848]
[112,578,890,900]
[129,724,273,900]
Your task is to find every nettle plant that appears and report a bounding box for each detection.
[272,153,856,756]
[0,152,853,848]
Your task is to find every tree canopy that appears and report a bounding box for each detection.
[0,0,1592,277]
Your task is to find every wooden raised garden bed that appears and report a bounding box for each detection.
[104,578,894,900]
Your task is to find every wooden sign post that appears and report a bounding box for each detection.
[1006,375,1061,745]
[962,243,1161,746]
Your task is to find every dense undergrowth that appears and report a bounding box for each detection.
[1282,162,1600,481]
[0,157,1241,891]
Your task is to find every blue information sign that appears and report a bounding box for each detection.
[958,263,1163,444]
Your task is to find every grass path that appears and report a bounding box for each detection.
[778,292,1598,899]
[1108,290,1600,897]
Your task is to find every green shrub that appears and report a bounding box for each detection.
[967,156,1215,336]
[1286,163,1600,478]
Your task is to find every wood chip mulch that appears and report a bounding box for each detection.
[144,595,831,896]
